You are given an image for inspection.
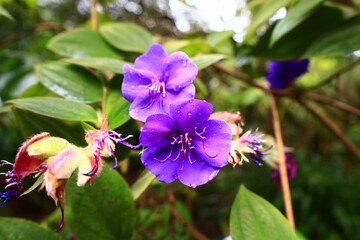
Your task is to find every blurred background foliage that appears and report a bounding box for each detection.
[1,0,360,239]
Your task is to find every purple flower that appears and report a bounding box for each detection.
[270,152,298,188]
[139,99,232,188]
[266,59,309,89]
[122,43,197,122]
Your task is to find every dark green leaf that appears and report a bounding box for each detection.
[63,57,129,74]
[245,0,292,41]
[271,0,324,45]
[0,217,62,240]
[66,166,136,240]
[8,97,98,123]
[12,108,86,145]
[131,169,156,200]
[105,90,130,130]
[100,23,153,53]
[35,61,102,103]
[191,54,227,70]
[230,185,297,240]
[250,6,344,60]
[302,15,360,57]
[47,29,123,59]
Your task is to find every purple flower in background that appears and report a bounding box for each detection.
[139,99,232,188]
[266,59,309,89]
[270,152,298,188]
[122,43,197,122]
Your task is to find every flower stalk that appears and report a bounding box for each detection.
[268,90,296,230]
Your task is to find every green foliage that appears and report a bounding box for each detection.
[0,218,62,240]
[100,23,153,53]
[47,29,123,59]
[35,62,103,103]
[230,186,297,240]
[8,97,98,123]
[66,166,136,240]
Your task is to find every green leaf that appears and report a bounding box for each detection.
[191,54,227,70]
[105,90,130,130]
[66,166,136,240]
[230,185,297,240]
[245,0,292,41]
[131,169,156,200]
[0,5,14,21]
[271,0,324,45]
[206,30,234,48]
[8,97,98,123]
[0,217,62,240]
[47,29,123,59]
[0,105,11,114]
[63,57,129,74]
[303,15,360,57]
[19,82,58,98]
[163,40,192,53]
[35,61,102,103]
[250,6,344,60]
[11,108,86,144]
[100,23,153,53]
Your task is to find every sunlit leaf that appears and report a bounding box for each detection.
[8,97,98,123]
[0,5,14,21]
[66,166,136,240]
[35,61,102,103]
[47,29,123,59]
[100,23,153,53]
[245,0,292,41]
[63,57,129,74]
[163,40,192,53]
[0,217,62,240]
[271,0,324,45]
[206,30,234,48]
[131,169,156,200]
[191,54,227,70]
[230,185,297,240]
[302,15,360,57]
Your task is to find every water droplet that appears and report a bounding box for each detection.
[189,183,197,188]
[208,171,217,181]
[177,110,181,114]
[198,112,202,116]
[131,85,135,89]
[189,99,193,103]
[135,109,139,113]
[182,60,187,67]
[143,162,148,166]
[219,124,222,129]
[174,173,178,178]
[158,117,162,121]
[206,108,210,111]
[187,112,192,116]
[151,129,155,132]
[185,108,189,111]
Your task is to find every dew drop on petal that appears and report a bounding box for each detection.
[131,85,135,89]
[206,108,210,111]
[143,162,148,166]
[219,124,222,129]
[189,183,197,188]
[177,110,181,114]
[174,173,178,178]
[182,60,187,67]
[188,112,192,116]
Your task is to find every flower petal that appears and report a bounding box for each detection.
[14,132,51,181]
[128,94,162,122]
[169,99,213,133]
[165,52,198,91]
[122,64,155,102]
[192,119,232,168]
[177,153,220,188]
[141,141,180,183]
[134,43,169,80]
[140,113,178,147]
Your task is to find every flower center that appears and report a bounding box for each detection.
[140,79,166,97]
[155,127,207,170]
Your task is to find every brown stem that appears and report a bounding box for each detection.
[267,90,296,230]
[306,92,360,117]
[166,189,209,240]
[300,100,360,161]
[91,0,98,30]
